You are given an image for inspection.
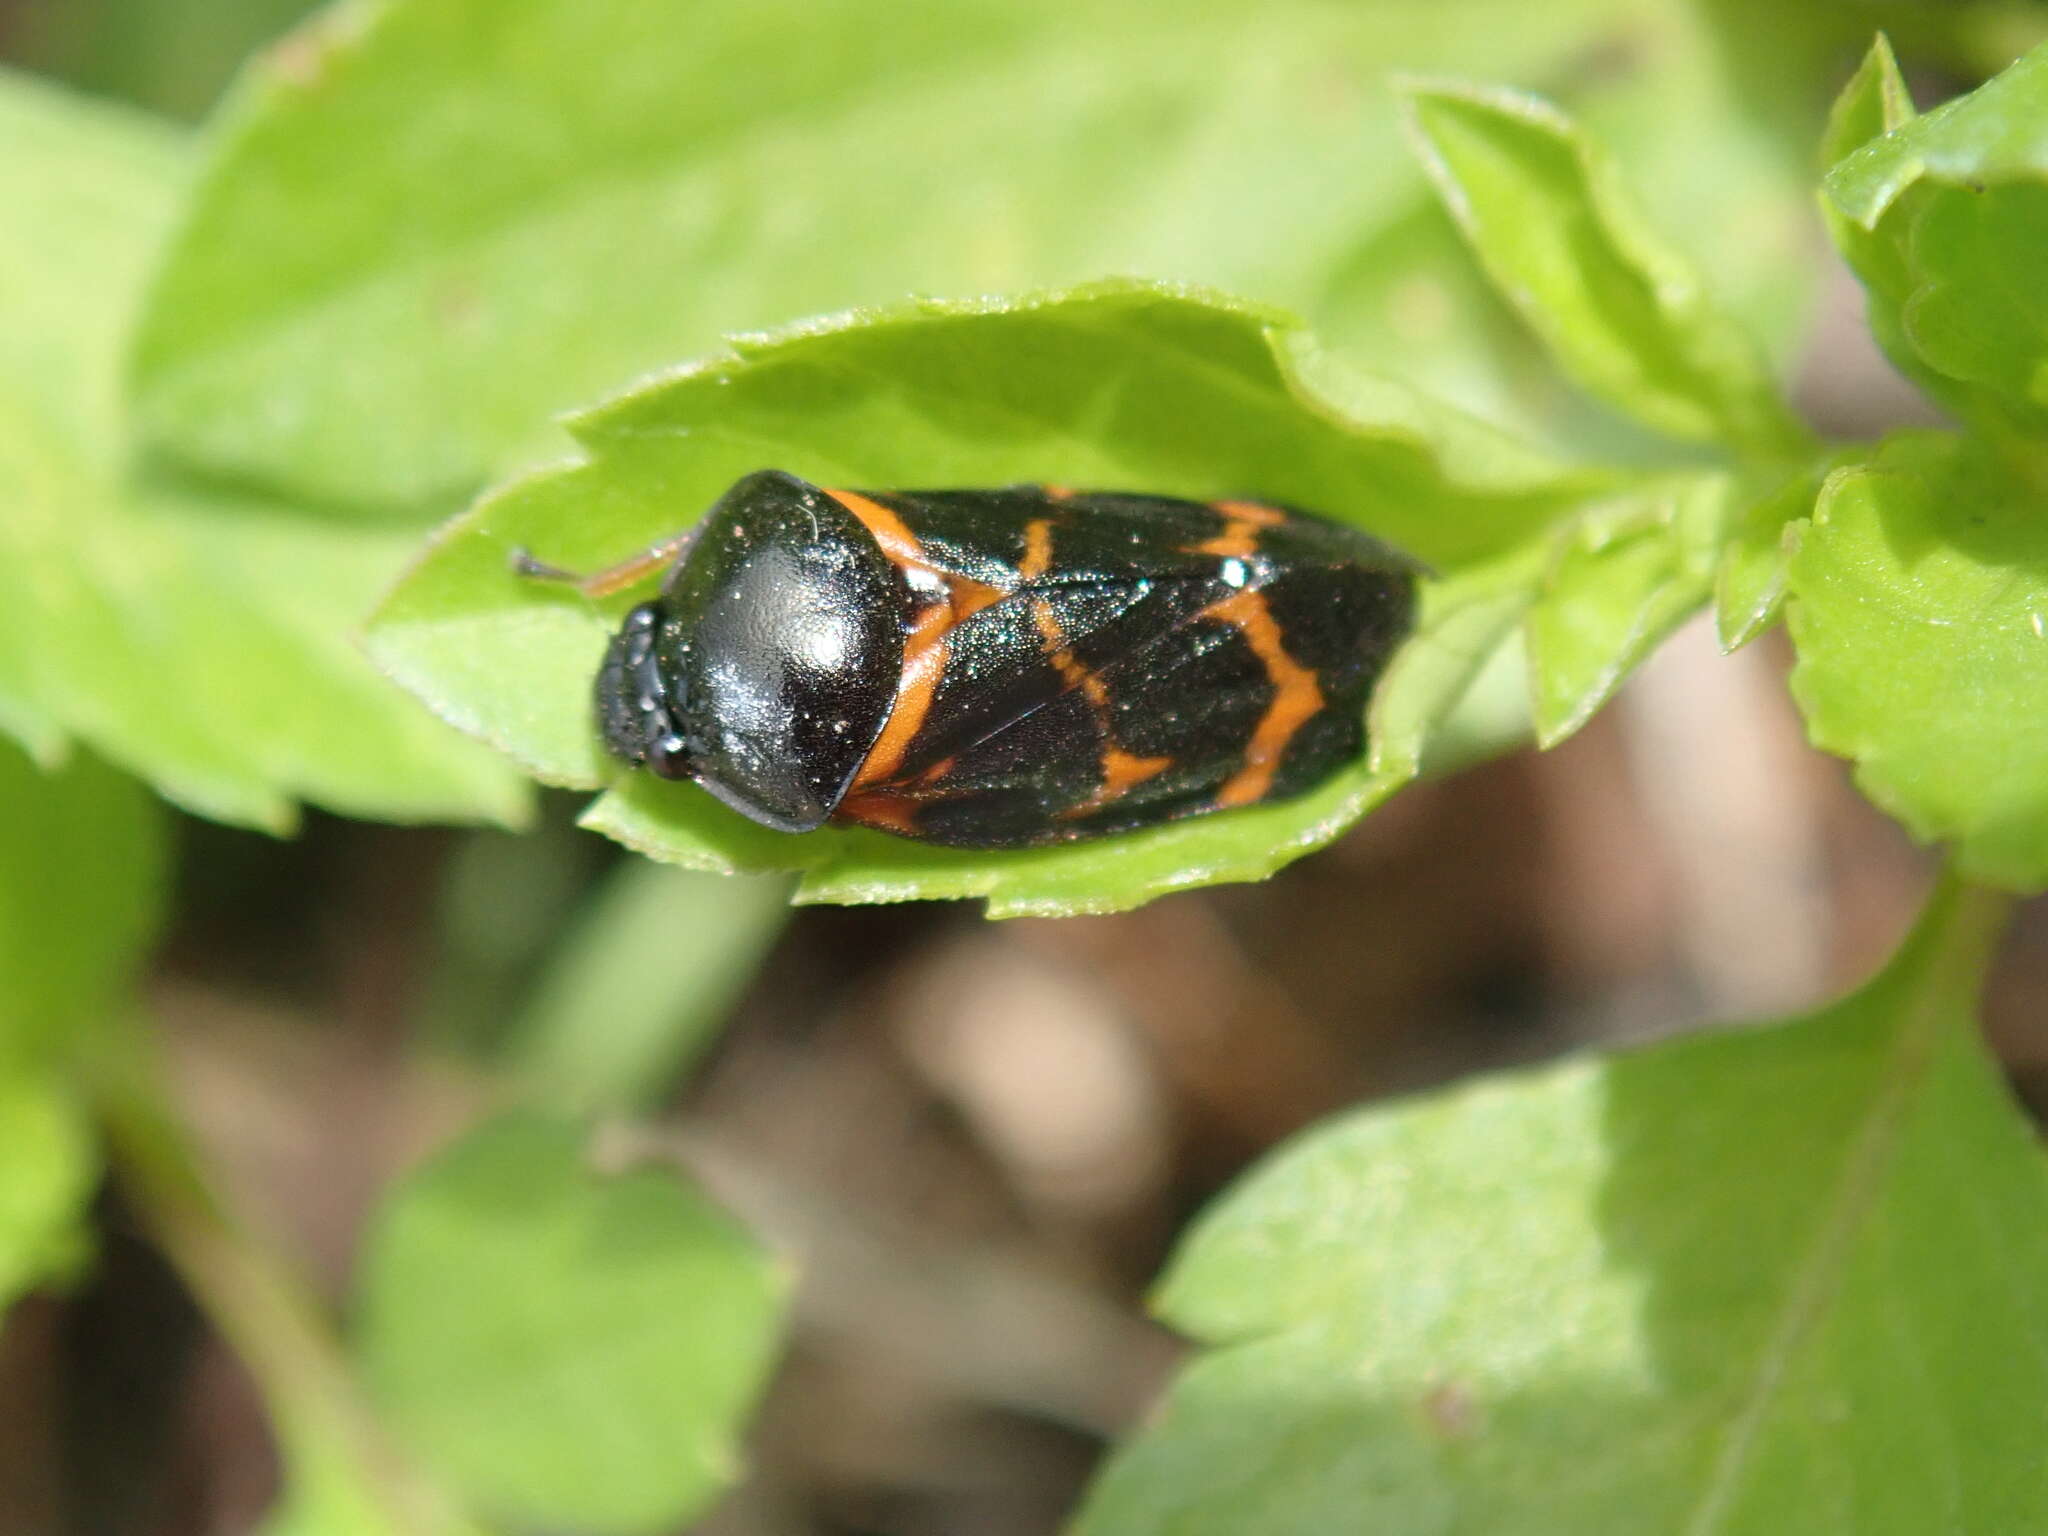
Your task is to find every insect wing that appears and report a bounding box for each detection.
[830,488,1417,847]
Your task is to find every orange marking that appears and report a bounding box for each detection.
[826,488,1009,790]
[946,574,1008,619]
[1019,517,1056,581]
[1030,597,1079,677]
[1196,499,1286,560]
[834,789,924,837]
[852,597,951,789]
[831,485,1177,812]
[1214,499,1285,526]
[1202,589,1322,808]
[825,487,927,569]
[1041,484,1077,501]
[1031,597,1171,818]
[827,489,1007,616]
[1065,746,1173,818]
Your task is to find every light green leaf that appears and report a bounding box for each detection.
[1713,461,1837,652]
[0,1070,96,1312]
[1819,33,1915,175]
[128,0,1822,510]
[358,1110,787,1535]
[1815,37,1913,353]
[1786,430,2048,889]
[1077,874,2048,1534]
[369,281,1613,915]
[1524,472,1733,745]
[1402,81,1805,458]
[1824,40,2048,453]
[258,1434,439,1536]
[503,864,790,1114]
[1370,543,1541,780]
[0,65,524,831]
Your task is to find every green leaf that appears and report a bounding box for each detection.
[1402,81,1805,459]
[1785,431,2048,889]
[10,0,317,123]
[0,65,525,831]
[1076,874,2048,1534]
[0,738,165,1049]
[1524,472,1733,745]
[1370,543,1543,780]
[369,281,1612,915]
[0,738,162,1370]
[357,1110,788,1535]
[128,0,1813,510]
[1713,460,1836,651]
[503,864,790,1114]
[258,1432,455,1536]
[0,1069,97,1312]
[1823,41,2048,454]
[0,737,168,1313]
[1819,33,1915,174]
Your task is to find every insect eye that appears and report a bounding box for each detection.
[645,732,690,776]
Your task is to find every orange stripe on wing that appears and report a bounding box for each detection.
[1019,517,1056,581]
[1031,596,1171,817]
[1195,499,1285,560]
[1079,746,1175,813]
[826,487,1011,791]
[833,789,924,837]
[826,487,1007,611]
[824,487,926,568]
[946,574,1008,619]
[851,597,951,789]
[1201,589,1322,808]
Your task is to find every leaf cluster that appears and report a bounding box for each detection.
[8,3,2048,1532]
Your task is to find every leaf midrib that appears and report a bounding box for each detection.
[1681,902,1977,1535]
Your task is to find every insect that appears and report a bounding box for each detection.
[517,469,1421,848]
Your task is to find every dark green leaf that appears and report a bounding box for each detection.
[0,739,165,1049]
[358,1111,787,1534]
[0,740,163,1318]
[1402,82,1804,458]
[1077,875,2048,1534]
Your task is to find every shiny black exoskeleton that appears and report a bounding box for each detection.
[553,469,1420,848]
[596,473,900,831]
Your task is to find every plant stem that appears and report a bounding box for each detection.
[85,1020,454,1534]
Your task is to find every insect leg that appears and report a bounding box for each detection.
[508,528,701,599]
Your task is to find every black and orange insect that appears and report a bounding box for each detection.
[518,469,1420,848]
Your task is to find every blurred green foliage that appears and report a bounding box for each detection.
[358,1112,786,1532]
